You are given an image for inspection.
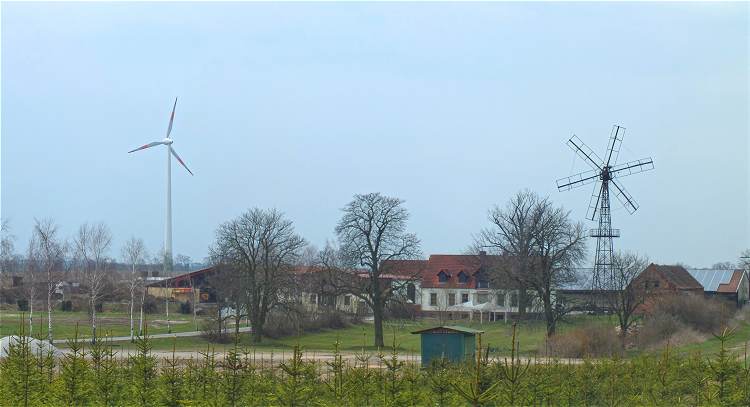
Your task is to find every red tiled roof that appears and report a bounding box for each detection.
[384,254,507,289]
[646,263,703,290]
[717,270,745,293]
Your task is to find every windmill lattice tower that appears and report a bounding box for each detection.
[557,125,654,281]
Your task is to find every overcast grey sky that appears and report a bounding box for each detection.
[2,2,747,267]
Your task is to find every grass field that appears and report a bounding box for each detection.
[0,309,205,340]
[2,307,748,358]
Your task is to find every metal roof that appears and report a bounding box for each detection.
[411,326,485,335]
[686,269,735,292]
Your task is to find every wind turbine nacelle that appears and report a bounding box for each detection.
[163,138,174,145]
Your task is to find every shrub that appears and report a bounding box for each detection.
[543,325,622,358]
[650,294,731,333]
[179,301,192,315]
[263,309,355,339]
[200,318,231,344]
[142,295,160,314]
[16,299,28,311]
[60,300,73,312]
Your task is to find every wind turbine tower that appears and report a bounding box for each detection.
[128,98,193,275]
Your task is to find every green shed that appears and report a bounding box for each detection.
[411,326,484,367]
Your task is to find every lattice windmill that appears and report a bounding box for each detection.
[556,125,654,279]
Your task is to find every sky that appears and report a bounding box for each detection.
[1,2,748,268]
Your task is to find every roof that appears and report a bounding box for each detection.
[644,264,703,290]
[145,267,215,287]
[380,260,428,280]
[687,269,745,293]
[411,325,485,335]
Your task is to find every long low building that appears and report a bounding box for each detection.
[687,268,749,306]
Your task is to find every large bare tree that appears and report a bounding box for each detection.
[74,222,113,342]
[210,208,306,343]
[30,219,67,344]
[476,190,539,316]
[121,237,147,341]
[595,251,648,347]
[478,191,586,337]
[334,193,421,348]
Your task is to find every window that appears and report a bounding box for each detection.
[448,293,456,306]
[477,279,489,289]
[477,294,488,304]
[458,271,469,284]
[429,293,438,306]
[310,294,317,304]
[461,293,469,303]
[406,283,416,303]
[510,291,519,307]
[438,271,450,283]
[344,295,351,306]
[496,291,506,306]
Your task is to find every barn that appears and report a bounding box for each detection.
[687,269,749,307]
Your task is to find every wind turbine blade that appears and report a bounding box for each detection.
[166,97,177,138]
[586,181,603,221]
[170,146,193,175]
[128,141,165,153]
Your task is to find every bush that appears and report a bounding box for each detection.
[16,299,28,311]
[543,325,622,358]
[200,317,231,344]
[60,300,73,312]
[142,295,160,314]
[649,294,732,333]
[179,301,192,314]
[264,308,356,339]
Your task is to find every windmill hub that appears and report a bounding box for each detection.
[556,125,654,279]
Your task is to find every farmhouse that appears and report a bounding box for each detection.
[384,252,534,321]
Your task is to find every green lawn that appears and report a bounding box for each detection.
[111,315,610,356]
[0,310,206,340]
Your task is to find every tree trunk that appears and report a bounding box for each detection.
[28,295,33,335]
[138,287,145,336]
[543,295,555,337]
[129,288,135,341]
[91,296,97,343]
[47,284,53,344]
[372,294,385,348]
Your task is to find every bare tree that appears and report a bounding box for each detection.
[711,261,736,270]
[1,220,17,331]
[30,219,67,344]
[175,254,192,272]
[334,193,421,348]
[210,208,306,343]
[740,249,750,270]
[476,190,539,316]
[595,251,649,347]
[208,266,247,336]
[24,235,39,335]
[477,191,586,337]
[122,237,147,341]
[74,222,112,342]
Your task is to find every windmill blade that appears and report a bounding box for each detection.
[567,135,604,171]
[585,181,603,221]
[170,146,193,175]
[166,97,177,138]
[556,168,600,191]
[610,157,654,179]
[128,141,165,153]
[604,125,625,167]
[610,179,638,214]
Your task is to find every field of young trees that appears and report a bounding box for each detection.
[1,323,748,407]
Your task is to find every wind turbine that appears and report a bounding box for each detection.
[128,98,193,275]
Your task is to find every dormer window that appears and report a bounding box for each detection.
[438,271,450,283]
[458,271,469,284]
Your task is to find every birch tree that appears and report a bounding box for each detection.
[74,222,112,343]
[121,237,146,341]
[30,219,67,344]
[334,193,421,348]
